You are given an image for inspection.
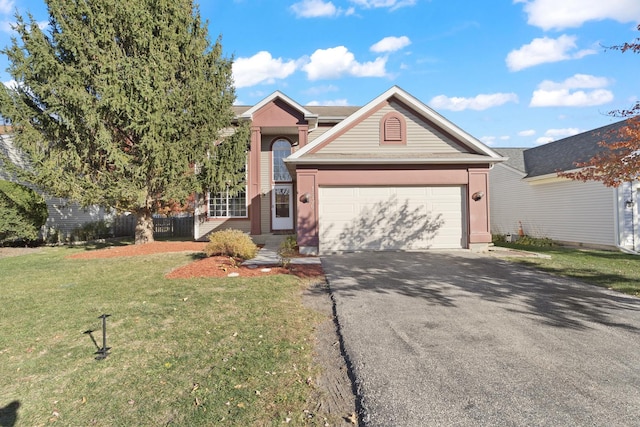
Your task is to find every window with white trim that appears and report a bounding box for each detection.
[272,139,292,182]
[208,188,247,218]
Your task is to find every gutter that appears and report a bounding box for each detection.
[285,157,506,166]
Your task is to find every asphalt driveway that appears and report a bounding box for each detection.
[321,251,640,427]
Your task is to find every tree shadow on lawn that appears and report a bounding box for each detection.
[322,251,640,332]
[64,238,132,252]
[516,258,639,294]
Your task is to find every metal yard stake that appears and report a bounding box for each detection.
[84,314,111,360]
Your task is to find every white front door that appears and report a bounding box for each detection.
[272,184,294,230]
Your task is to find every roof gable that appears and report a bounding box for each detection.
[288,86,503,163]
[238,91,318,128]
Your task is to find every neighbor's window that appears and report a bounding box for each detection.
[208,189,247,218]
[380,112,406,145]
[272,139,292,182]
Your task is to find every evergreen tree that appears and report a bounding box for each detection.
[0,179,48,244]
[0,0,247,243]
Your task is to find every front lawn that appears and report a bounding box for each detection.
[0,246,329,426]
[495,243,640,296]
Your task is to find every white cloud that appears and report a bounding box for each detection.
[530,74,614,107]
[480,135,510,146]
[480,136,497,145]
[350,0,416,10]
[517,0,640,30]
[429,92,519,111]
[232,51,298,88]
[545,127,581,137]
[535,136,554,145]
[302,46,387,80]
[290,0,354,18]
[0,0,14,15]
[303,85,340,95]
[538,74,611,90]
[518,129,536,137]
[306,98,349,106]
[506,35,596,71]
[534,127,581,144]
[370,36,411,53]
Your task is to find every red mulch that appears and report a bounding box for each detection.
[67,241,324,279]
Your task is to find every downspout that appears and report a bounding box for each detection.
[616,182,639,255]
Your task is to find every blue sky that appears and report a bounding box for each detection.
[1,0,639,147]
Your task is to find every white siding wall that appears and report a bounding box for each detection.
[44,197,115,239]
[317,102,468,155]
[490,164,617,246]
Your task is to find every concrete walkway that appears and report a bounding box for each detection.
[242,234,321,266]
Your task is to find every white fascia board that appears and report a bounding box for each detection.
[523,172,571,184]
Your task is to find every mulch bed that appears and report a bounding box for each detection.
[67,241,324,279]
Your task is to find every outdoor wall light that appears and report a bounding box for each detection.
[626,199,634,209]
[299,192,311,203]
[472,191,484,201]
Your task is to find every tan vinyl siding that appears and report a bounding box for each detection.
[260,138,271,194]
[317,101,468,155]
[490,164,616,246]
[259,138,272,232]
[196,219,251,240]
[308,124,333,142]
[261,193,271,232]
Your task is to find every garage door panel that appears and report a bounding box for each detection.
[319,186,465,252]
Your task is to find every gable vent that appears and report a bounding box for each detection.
[385,117,402,140]
[380,112,406,145]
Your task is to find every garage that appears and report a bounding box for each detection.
[318,185,466,252]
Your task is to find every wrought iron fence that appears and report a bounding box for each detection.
[113,215,193,238]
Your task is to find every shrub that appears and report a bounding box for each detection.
[278,234,297,267]
[516,235,555,247]
[0,180,48,245]
[493,232,556,247]
[71,220,113,242]
[492,234,507,244]
[204,229,258,260]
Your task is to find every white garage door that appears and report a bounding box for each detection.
[319,186,466,252]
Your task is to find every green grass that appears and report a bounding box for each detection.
[496,243,640,296]
[0,246,329,426]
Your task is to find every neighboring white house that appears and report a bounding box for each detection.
[0,130,114,241]
[490,120,639,253]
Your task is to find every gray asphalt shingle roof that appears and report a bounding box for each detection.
[493,148,526,172]
[496,119,630,178]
